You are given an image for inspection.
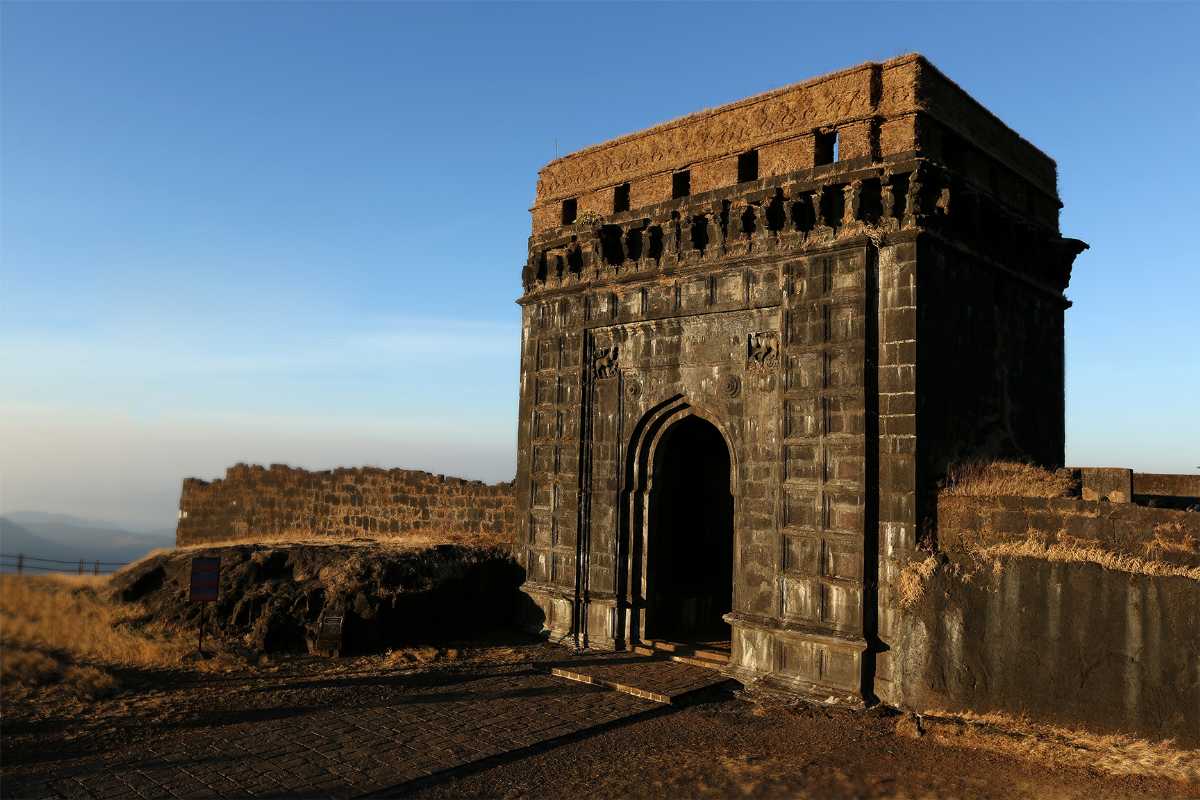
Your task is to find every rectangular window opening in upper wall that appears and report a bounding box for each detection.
[613,182,630,213]
[561,198,577,225]
[738,149,759,183]
[815,131,838,166]
[672,170,691,199]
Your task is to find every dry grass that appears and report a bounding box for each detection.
[1144,522,1199,560]
[976,537,1200,581]
[942,460,1076,499]
[906,709,1200,784]
[897,556,940,609]
[0,574,197,697]
[380,646,462,667]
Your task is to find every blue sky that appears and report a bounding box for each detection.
[2,2,1197,528]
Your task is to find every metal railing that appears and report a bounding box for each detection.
[0,553,129,575]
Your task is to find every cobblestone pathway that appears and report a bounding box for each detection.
[2,664,664,799]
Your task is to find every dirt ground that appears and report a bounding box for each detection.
[4,638,1196,800]
[403,690,1196,800]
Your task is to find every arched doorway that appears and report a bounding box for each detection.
[645,415,734,643]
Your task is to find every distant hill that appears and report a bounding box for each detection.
[3,511,175,539]
[0,513,174,574]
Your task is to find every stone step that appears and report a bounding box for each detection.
[549,656,733,705]
[633,640,731,670]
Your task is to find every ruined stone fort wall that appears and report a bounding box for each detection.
[176,464,515,547]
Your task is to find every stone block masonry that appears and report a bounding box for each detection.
[176,464,515,547]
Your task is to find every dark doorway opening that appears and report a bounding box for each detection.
[646,415,733,643]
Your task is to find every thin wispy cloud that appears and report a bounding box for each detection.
[0,316,517,377]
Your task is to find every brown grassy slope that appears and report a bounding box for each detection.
[0,574,194,698]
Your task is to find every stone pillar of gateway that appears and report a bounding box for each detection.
[513,53,1087,706]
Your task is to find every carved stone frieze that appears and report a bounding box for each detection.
[535,62,888,203]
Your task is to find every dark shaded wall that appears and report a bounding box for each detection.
[916,235,1067,482]
[895,557,1199,745]
[891,493,1200,743]
[177,464,515,547]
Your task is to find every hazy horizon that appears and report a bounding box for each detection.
[3,3,1198,532]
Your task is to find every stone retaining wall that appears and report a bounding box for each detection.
[894,555,1199,744]
[890,491,1200,743]
[176,464,515,547]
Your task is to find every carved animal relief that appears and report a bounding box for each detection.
[747,332,779,371]
[593,345,619,379]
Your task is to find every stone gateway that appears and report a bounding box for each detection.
[513,54,1087,706]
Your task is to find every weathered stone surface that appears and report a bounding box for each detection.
[893,554,1200,745]
[177,464,515,546]
[1081,467,1134,503]
[1133,471,1200,504]
[549,654,732,704]
[2,662,660,800]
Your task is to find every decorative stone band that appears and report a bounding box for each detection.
[522,162,1083,300]
[532,54,1059,233]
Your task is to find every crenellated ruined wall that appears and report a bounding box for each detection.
[176,464,515,547]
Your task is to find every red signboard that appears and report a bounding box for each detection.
[189,557,221,602]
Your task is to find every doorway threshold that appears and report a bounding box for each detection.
[631,639,731,671]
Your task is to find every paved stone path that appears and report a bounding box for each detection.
[3,664,665,799]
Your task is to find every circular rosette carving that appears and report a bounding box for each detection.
[625,379,642,399]
[722,374,741,398]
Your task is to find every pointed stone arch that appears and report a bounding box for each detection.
[614,396,738,650]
